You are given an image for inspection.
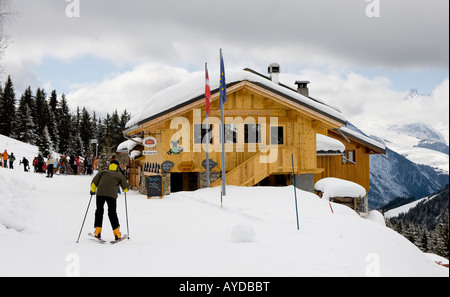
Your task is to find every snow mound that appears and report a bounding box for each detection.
[0,170,38,232]
[231,223,256,243]
[366,210,386,226]
[314,177,366,201]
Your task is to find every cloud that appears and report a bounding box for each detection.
[2,0,448,141]
[65,62,199,117]
[65,63,449,144]
[278,69,449,142]
[3,0,449,72]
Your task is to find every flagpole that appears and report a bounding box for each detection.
[205,114,210,188]
[220,48,227,201]
[205,64,210,188]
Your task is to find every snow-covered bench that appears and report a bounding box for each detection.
[314,177,367,213]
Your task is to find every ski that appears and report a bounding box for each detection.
[110,234,128,244]
[88,233,106,244]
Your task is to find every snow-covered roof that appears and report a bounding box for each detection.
[125,68,347,129]
[316,134,346,154]
[340,126,386,153]
[130,150,142,160]
[314,177,367,201]
[116,138,142,153]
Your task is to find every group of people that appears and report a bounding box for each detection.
[1,149,98,178]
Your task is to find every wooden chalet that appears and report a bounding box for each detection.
[122,64,385,208]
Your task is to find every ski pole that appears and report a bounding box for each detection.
[76,195,93,243]
[124,192,130,240]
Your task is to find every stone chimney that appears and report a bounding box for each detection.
[295,81,310,97]
[268,63,280,84]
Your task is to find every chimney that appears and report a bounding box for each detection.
[268,63,280,84]
[295,80,310,97]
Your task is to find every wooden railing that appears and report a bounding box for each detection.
[210,146,319,187]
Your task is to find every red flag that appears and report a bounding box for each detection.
[205,63,211,116]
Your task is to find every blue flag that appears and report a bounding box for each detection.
[219,49,227,110]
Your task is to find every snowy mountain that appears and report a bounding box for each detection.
[380,122,449,173]
[341,122,448,209]
[389,122,447,145]
[1,134,448,277]
[369,147,449,209]
[403,89,431,101]
[384,185,449,222]
[347,120,449,209]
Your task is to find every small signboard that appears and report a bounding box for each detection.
[178,161,196,172]
[146,175,164,199]
[202,159,218,170]
[161,160,175,173]
[143,136,157,148]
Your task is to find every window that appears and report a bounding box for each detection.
[244,124,261,144]
[224,124,238,144]
[194,124,213,144]
[344,150,356,164]
[270,126,284,145]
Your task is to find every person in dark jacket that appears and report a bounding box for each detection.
[8,153,16,169]
[20,157,30,172]
[37,154,44,173]
[90,158,129,240]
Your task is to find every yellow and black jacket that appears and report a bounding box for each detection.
[90,163,129,199]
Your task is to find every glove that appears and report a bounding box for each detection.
[90,183,97,196]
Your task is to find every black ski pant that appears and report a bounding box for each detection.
[94,195,120,230]
[46,164,53,177]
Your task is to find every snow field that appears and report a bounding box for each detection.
[1,167,447,277]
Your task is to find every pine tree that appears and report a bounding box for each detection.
[433,209,449,259]
[70,107,83,155]
[0,75,16,136]
[47,90,59,150]
[97,113,116,170]
[79,107,93,155]
[14,86,37,143]
[38,125,52,157]
[57,94,71,154]
[110,110,122,146]
[416,227,429,252]
[33,88,49,138]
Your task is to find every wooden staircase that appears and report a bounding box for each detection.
[210,146,314,187]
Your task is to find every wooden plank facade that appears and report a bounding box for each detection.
[123,68,385,197]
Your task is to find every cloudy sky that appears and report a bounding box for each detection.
[1,0,449,140]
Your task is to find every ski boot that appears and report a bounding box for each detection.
[94,227,102,239]
[113,228,122,240]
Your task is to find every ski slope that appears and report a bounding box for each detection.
[0,167,447,277]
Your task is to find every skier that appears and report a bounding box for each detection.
[46,155,54,178]
[32,157,38,172]
[37,154,44,173]
[8,152,16,169]
[2,149,9,168]
[20,157,30,172]
[85,154,94,175]
[90,157,129,241]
